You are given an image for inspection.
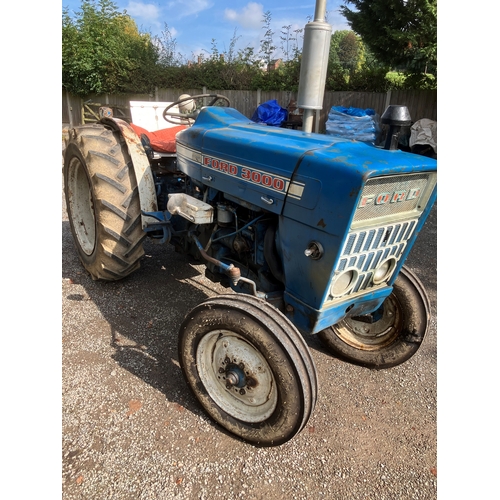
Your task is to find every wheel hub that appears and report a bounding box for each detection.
[224,364,247,388]
[196,330,278,422]
[334,295,403,350]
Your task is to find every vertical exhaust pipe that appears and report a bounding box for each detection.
[297,0,332,133]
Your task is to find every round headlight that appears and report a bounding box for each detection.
[372,257,397,285]
[331,269,358,297]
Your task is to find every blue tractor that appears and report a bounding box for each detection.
[63,4,436,447]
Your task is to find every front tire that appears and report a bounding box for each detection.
[63,124,146,280]
[318,267,430,369]
[178,294,317,446]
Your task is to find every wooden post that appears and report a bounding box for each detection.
[65,88,73,128]
[384,90,392,112]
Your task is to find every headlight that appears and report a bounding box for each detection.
[372,257,397,285]
[330,269,358,297]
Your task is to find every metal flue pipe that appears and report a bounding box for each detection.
[297,0,332,133]
[314,0,328,21]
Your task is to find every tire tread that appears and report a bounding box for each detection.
[64,123,146,280]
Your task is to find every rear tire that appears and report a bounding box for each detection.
[63,124,146,280]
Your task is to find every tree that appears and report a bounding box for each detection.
[280,25,299,62]
[62,0,160,96]
[329,30,365,71]
[155,24,184,67]
[326,30,368,90]
[259,11,276,68]
[340,0,437,74]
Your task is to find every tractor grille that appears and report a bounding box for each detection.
[326,172,436,304]
[331,219,417,299]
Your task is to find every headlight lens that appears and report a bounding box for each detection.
[331,269,358,297]
[372,257,397,285]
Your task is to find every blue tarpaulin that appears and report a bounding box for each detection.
[251,100,288,126]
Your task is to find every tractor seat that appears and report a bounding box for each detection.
[130,123,187,154]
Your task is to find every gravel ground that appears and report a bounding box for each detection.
[61,145,438,499]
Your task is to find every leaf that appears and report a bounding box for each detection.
[176,477,183,485]
[76,475,84,485]
[430,467,437,477]
[127,399,142,416]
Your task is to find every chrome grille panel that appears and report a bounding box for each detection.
[353,173,433,224]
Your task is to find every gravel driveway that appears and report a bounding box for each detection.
[62,167,437,499]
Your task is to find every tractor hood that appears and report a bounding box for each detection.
[175,106,437,333]
[175,106,437,222]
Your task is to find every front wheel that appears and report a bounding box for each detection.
[178,294,317,446]
[317,266,431,369]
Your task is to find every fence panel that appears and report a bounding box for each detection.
[63,88,437,130]
[390,90,437,122]
[62,88,83,127]
[222,90,255,117]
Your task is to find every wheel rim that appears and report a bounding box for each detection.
[196,330,278,423]
[67,157,96,255]
[332,295,403,351]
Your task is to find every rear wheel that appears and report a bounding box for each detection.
[63,124,146,280]
[178,294,317,446]
[318,267,430,369]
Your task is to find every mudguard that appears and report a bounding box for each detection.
[100,117,159,229]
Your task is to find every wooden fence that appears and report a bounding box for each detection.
[62,87,436,132]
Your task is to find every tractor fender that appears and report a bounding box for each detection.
[101,117,159,229]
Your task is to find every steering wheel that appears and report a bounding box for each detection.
[162,94,231,125]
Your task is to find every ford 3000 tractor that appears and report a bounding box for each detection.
[63,1,437,446]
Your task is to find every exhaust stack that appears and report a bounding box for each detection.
[381,105,412,150]
[297,0,332,133]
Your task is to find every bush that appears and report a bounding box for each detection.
[348,67,391,92]
[385,71,407,89]
[403,73,437,90]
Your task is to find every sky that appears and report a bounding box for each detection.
[62,0,350,61]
